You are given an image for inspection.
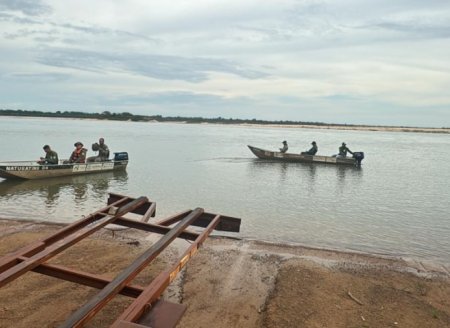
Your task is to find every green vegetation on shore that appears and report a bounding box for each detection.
[1,109,448,131]
[0,108,349,126]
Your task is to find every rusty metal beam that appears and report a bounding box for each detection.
[194,212,241,232]
[24,260,145,298]
[115,322,148,328]
[112,214,222,326]
[155,210,192,226]
[61,208,205,328]
[0,197,148,288]
[108,193,156,218]
[114,217,200,241]
[140,202,156,223]
[157,210,240,232]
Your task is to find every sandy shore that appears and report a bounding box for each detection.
[0,219,449,328]
[156,120,450,134]
[237,123,450,134]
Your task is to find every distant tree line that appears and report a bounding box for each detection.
[0,108,352,126]
[0,109,145,121]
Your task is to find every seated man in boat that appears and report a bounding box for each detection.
[67,142,87,164]
[301,141,318,155]
[87,137,110,162]
[334,142,353,158]
[37,145,59,165]
[279,140,288,153]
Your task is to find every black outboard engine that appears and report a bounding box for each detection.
[114,152,129,161]
[352,152,364,166]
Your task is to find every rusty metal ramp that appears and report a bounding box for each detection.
[0,193,241,328]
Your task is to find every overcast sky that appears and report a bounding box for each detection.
[1,0,449,127]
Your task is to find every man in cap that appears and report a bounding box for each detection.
[301,141,318,155]
[338,142,353,158]
[279,140,288,153]
[37,145,59,165]
[69,142,87,163]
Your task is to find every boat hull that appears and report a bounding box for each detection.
[0,160,128,180]
[248,145,360,166]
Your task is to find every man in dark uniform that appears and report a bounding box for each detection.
[301,141,318,155]
[338,142,353,157]
[279,140,288,153]
[38,145,59,164]
[97,138,109,161]
[88,138,110,162]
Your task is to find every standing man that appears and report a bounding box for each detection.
[38,145,59,165]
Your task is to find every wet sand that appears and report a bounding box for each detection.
[0,219,449,328]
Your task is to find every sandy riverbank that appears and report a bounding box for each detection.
[0,219,449,328]
[153,121,450,134]
[154,120,450,134]
[237,123,450,134]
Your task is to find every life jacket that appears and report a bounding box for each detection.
[71,148,86,163]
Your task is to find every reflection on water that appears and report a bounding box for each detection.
[0,170,128,199]
[247,159,361,184]
[306,164,317,183]
[336,165,363,179]
[0,171,128,220]
[335,166,363,194]
[247,160,295,183]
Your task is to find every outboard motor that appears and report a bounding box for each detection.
[352,152,364,166]
[114,152,129,161]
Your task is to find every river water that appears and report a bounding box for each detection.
[0,117,449,265]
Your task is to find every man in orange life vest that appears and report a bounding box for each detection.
[69,142,87,163]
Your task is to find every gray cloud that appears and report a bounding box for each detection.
[0,12,41,24]
[0,12,158,44]
[109,92,226,107]
[36,48,268,82]
[55,22,159,43]
[0,0,51,16]
[6,72,71,82]
[367,21,450,39]
[2,27,58,40]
